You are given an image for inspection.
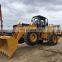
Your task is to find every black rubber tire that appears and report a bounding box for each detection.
[25,32,38,46]
[48,34,58,46]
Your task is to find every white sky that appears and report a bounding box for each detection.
[0,0,62,29]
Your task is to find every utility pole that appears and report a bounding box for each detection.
[0,4,3,34]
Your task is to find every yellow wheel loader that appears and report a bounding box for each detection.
[0,15,59,58]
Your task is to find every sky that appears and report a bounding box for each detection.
[0,0,62,29]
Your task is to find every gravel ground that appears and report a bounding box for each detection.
[0,37,62,62]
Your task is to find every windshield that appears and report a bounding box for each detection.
[31,17,45,25]
[31,17,39,24]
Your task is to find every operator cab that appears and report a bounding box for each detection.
[31,15,48,28]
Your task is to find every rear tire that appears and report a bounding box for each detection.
[48,34,58,45]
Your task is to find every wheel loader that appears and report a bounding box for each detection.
[0,5,59,58]
[0,15,59,58]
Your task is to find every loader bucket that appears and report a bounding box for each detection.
[0,36,18,58]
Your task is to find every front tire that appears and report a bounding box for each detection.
[25,32,38,46]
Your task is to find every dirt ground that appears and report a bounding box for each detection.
[0,37,62,62]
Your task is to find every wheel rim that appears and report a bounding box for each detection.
[52,36,57,43]
[30,33,37,43]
